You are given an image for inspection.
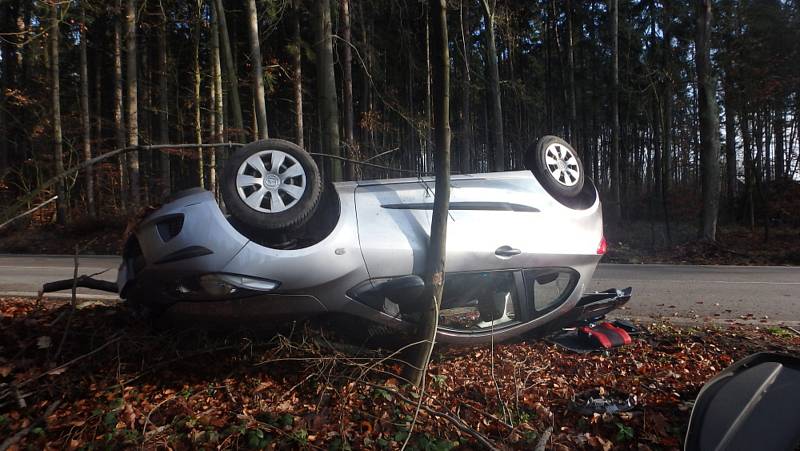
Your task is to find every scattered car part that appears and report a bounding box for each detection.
[578,322,632,349]
[570,387,637,415]
[684,352,800,451]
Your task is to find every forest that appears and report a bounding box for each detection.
[0,0,799,251]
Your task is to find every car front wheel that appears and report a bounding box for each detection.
[222,139,322,230]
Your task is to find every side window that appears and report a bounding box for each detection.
[523,269,577,314]
[438,271,518,330]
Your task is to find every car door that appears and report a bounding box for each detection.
[355,172,544,279]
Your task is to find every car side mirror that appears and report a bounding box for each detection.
[380,275,426,306]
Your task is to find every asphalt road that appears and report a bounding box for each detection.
[1,255,798,325]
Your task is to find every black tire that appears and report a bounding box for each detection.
[526,135,585,198]
[222,139,322,230]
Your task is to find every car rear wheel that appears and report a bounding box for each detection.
[526,135,585,199]
[222,139,322,230]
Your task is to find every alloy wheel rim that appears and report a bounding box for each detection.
[235,150,307,213]
[544,143,580,187]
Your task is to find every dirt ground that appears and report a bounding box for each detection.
[1,297,798,450]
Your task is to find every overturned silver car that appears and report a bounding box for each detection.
[115,137,629,344]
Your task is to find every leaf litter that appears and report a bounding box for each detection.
[0,297,798,450]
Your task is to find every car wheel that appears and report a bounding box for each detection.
[526,135,585,198]
[222,139,322,230]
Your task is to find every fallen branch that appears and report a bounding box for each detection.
[355,379,500,451]
[0,195,57,230]
[41,275,118,294]
[0,400,61,451]
[16,334,123,389]
[534,426,553,451]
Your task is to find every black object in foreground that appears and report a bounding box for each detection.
[685,352,800,451]
[41,276,119,294]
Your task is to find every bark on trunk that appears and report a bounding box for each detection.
[125,0,141,209]
[313,0,342,181]
[113,12,127,210]
[610,0,621,223]
[50,1,67,224]
[459,0,472,174]
[696,0,721,241]
[79,7,94,218]
[158,13,171,197]
[211,4,224,198]
[774,104,785,180]
[340,0,355,179]
[246,0,268,140]
[566,0,578,145]
[213,0,245,140]
[480,0,505,171]
[408,0,451,389]
[291,2,304,148]
[724,84,737,211]
[193,9,204,189]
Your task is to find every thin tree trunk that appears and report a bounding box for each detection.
[211,3,224,198]
[291,2,304,148]
[79,6,94,218]
[193,7,204,189]
[340,0,355,179]
[566,0,578,145]
[480,0,505,171]
[313,0,342,181]
[94,42,103,206]
[50,0,67,224]
[245,0,268,140]
[696,0,721,242]
[408,0,451,389]
[213,0,245,140]
[125,0,141,209]
[113,12,128,210]
[459,0,472,174]
[158,12,171,197]
[610,0,621,223]
[774,103,785,180]
[724,84,736,213]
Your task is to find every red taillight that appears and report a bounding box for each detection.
[597,236,607,255]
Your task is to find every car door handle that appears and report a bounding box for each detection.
[495,246,521,257]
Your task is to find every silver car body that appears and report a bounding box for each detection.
[118,170,605,344]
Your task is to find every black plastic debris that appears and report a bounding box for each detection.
[570,388,637,415]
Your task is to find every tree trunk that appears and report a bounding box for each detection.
[291,2,304,149]
[158,13,171,197]
[213,0,245,141]
[340,0,355,179]
[724,84,737,213]
[193,8,204,189]
[774,103,785,180]
[610,0,621,223]
[408,0,451,389]
[211,3,224,198]
[50,1,67,224]
[459,0,472,174]
[313,0,342,181]
[113,11,127,211]
[125,0,141,209]
[79,6,94,218]
[566,0,578,145]
[480,0,504,171]
[696,0,720,241]
[246,0,268,140]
